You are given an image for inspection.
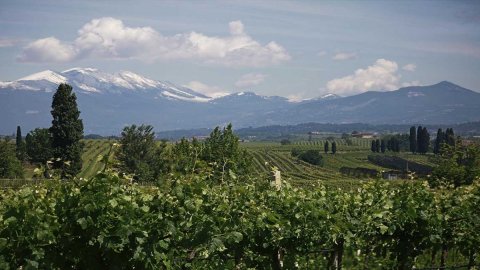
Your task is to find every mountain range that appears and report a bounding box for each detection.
[1,68,479,135]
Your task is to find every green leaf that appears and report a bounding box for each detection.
[77,217,88,230]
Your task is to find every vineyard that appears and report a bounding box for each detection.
[78,139,115,179]
[0,172,478,269]
[242,139,434,188]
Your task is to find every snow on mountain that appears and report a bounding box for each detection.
[0,68,211,102]
[19,70,67,85]
[320,93,340,99]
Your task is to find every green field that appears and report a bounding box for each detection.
[4,138,436,189]
[242,138,435,188]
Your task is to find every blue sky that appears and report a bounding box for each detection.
[1,0,479,99]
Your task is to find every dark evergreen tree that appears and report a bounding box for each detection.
[371,140,377,153]
[416,126,423,154]
[394,138,400,152]
[380,139,386,153]
[331,141,337,154]
[409,126,417,154]
[445,128,455,148]
[324,141,329,154]
[387,139,392,151]
[375,139,380,153]
[433,128,444,155]
[50,83,84,177]
[15,126,27,161]
[417,127,430,154]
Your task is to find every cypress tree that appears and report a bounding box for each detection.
[324,141,329,154]
[15,126,27,161]
[417,126,423,153]
[434,128,444,154]
[371,140,376,153]
[50,83,84,178]
[380,139,386,153]
[445,128,455,147]
[409,126,417,154]
[375,139,380,153]
[331,141,337,154]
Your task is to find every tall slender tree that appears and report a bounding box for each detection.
[50,83,84,177]
[445,128,455,148]
[15,126,27,161]
[324,141,329,154]
[331,141,337,154]
[416,126,423,153]
[409,126,417,154]
[375,139,380,153]
[433,128,444,155]
[371,140,377,153]
[380,139,386,153]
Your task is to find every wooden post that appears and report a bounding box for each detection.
[271,169,282,190]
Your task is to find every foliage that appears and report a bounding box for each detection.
[1,172,479,269]
[25,128,52,164]
[409,126,417,154]
[0,139,24,178]
[331,141,337,154]
[201,124,252,183]
[50,83,84,177]
[297,150,324,166]
[15,126,27,162]
[324,141,329,154]
[280,139,291,145]
[116,124,169,182]
[430,143,480,188]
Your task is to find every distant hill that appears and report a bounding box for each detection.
[1,68,479,135]
[157,121,480,140]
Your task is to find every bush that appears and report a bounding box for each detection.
[280,139,291,145]
[298,150,324,166]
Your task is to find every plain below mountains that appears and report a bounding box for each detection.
[1,68,479,135]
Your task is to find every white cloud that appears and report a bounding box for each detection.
[332,52,356,61]
[235,73,266,88]
[402,63,416,72]
[326,59,400,96]
[18,37,76,62]
[18,17,290,67]
[184,81,229,98]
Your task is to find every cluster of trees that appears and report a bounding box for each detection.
[409,126,430,154]
[0,83,84,179]
[323,141,336,154]
[433,128,456,154]
[116,123,252,183]
[370,137,401,153]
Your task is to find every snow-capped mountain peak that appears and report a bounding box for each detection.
[18,70,67,85]
[0,67,212,102]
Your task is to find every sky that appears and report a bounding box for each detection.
[1,0,479,100]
